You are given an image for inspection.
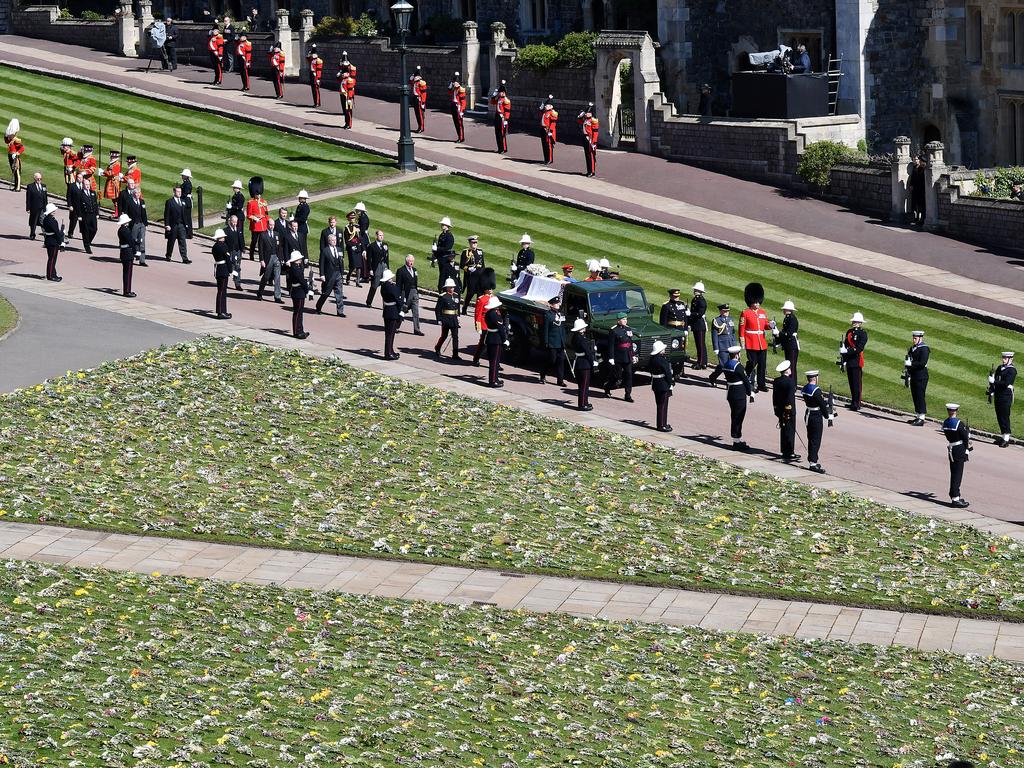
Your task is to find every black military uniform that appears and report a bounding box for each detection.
[802,372,831,473]
[77,182,99,254]
[180,174,194,237]
[225,221,245,289]
[460,239,486,314]
[572,324,595,410]
[438,252,461,294]
[295,197,311,257]
[25,177,47,239]
[512,241,535,283]
[117,218,135,297]
[381,275,402,359]
[723,347,753,449]
[776,306,799,372]
[41,207,63,281]
[905,332,930,425]
[432,224,455,267]
[285,256,309,338]
[540,296,566,385]
[772,361,800,462]
[690,285,708,369]
[604,315,635,401]
[227,187,246,247]
[649,345,674,431]
[941,405,971,507]
[484,302,508,387]
[659,289,689,379]
[841,314,868,410]
[212,236,232,318]
[434,284,462,360]
[343,219,363,286]
[990,352,1016,446]
[356,207,371,282]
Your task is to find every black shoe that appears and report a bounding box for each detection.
[952,498,970,508]
[183,258,192,264]
[491,381,504,388]
[733,441,748,451]
[125,292,137,298]
[624,395,634,403]
[808,463,826,474]
[338,313,346,318]
[84,247,92,254]
[137,262,148,267]
[315,308,323,314]
[783,454,801,462]
[604,389,611,397]
[166,255,172,261]
[539,377,547,384]
[365,300,372,307]
[414,331,425,336]
[224,313,232,319]
[217,313,229,319]
[53,276,62,282]
[998,438,1010,448]
[452,355,462,361]
[658,425,673,433]
[556,380,565,387]
[275,299,284,304]
[579,403,594,411]
[256,294,263,301]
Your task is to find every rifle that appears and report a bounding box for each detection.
[770,317,779,353]
[429,234,438,267]
[117,131,124,182]
[98,126,102,173]
[965,417,974,453]
[827,385,836,426]
[902,353,911,388]
[987,364,995,403]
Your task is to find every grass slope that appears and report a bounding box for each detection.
[2,337,1023,618]
[294,174,1024,432]
[0,294,16,338]
[0,65,396,212]
[1,560,1020,767]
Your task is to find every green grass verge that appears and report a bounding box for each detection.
[1,559,1019,767]
[0,65,396,212]
[2,337,1023,619]
[272,174,1024,433]
[0,294,16,338]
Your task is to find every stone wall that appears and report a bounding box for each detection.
[493,51,593,141]
[933,171,1024,253]
[0,0,11,35]
[173,24,278,74]
[826,163,891,215]
[648,93,862,184]
[11,6,121,53]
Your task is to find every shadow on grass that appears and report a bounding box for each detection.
[283,155,396,167]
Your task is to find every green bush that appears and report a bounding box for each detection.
[80,10,108,20]
[514,43,559,72]
[352,12,378,38]
[796,140,859,189]
[972,166,1024,198]
[554,31,597,67]
[310,15,354,41]
[57,8,73,19]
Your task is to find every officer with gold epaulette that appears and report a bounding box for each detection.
[708,303,736,386]
[604,312,636,401]
[659,288,689,379]
[434,278,462,361]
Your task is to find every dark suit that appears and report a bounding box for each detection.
[66,182,83,239]
[381,280,402,358]
[280,229,303,263]
[396,263,421,334]
[772,373,798,459]
[41,212,63,280]
[180,178,194,236]
[25,181,47,238]
[365,239,389,306]
[294,201,310,256]
[225,224,245,288]
[319,225,340,252]
[123,194,148,264]
[118,222,134,295]
[78,186,100,253]
[316,244,346,315]
[273,217,290,259]
[163,195,190,262]
[164,22,179,69]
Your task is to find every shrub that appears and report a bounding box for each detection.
[81,10,108,19]
[352,12,378,38]
[57,8,73,19]
[514,43,559,71]
[310,15,354,41]
[555,31,597,67]
[796,140,858,189]
[972,166,1024,198]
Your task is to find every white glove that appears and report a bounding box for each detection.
[839,344,848,354]
[988,374,996,384]
[431,243,437,252]
[503,340,510,348]
[904,357,912,367]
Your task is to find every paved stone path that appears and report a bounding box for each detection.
[2,38,1024,325]
[3,520,1022,660]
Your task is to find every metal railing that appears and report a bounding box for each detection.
[617,105,636,143]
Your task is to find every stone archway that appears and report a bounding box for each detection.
[594,31,659,152]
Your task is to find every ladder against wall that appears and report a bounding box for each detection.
[827,55,843,116]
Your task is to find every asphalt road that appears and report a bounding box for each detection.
[0,286,194,392]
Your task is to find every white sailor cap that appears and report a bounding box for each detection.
[44,202,57,214]
[693,281,705,292]
[381,269,395,281]
[727,345,741,354]
[485,296,502,310]
[298,189,309,198]
[911,330,925,337]
[775,360,791,373]
[117,213,132,225]
[945,403,960,410]
[1002,351,1015,358]
[520,233,532,244]
[599,258,610,269]
[850,311,865,323]
[805,369,820,378]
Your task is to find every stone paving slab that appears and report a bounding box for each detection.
[1,520,1020,661]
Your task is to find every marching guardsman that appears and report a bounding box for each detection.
[411,66,428,132]
[649,339,674,432]
[904,330,929,426]
[540,96,557,164]
[689,281,708,370]
[208,27,225,84]
[448,73,467,143]
[116,212,136,297]
[659,288,689,379]
[483,295,508,387]
[180,169,194,237]
[540,295,566,385]
[571,318,595,410]
[775,300,799,372]
[840,311,868,410]
[6,118,25,191]
[604,312,636,401]
[431,215,455,267]
[295,189,310,257]
[460,235,486,315]
[512,233,535,283]
[340,68,356,129]
[78,143,98,192]
[60,137,78,188]
[245,176,271,262]
[739,282,769,391]
[490,82,511,153]
[343,210,364,286]
[308,48,324,107]
[270,42,286,99]
[471,271,496,366]
[802,369,833,473]
[990,351,1016,447]
[121,154,142,196]
[40,202,63,281]
[772,359,800,462]
[285,250,309,338]
[723,345,753,450]
[237,34,253,90]
[100,150,121,216]
[708,303,736,385]
[381,268,402,359]
[434,278,462,360]
[341,51,357,90]
[211,228,232,319]
[578,104,599,177]
[942,403,972,508]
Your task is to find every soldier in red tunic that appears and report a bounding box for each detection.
[448,72,467,143]
[411,67,428,133]
[340,71,356,128]
[490,81,511,153]
[739,282,771,393]
[270,43,286,99]
[5,119,25,191]
[540,96,558,164]
[237,34,253,91]
[308,45,324,106]
[207,27,225,85]
[578,105,599,176]
[100,149,121,216]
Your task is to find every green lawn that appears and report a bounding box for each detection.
[0,65,396,213]
[0,294,16,337]
[2,338,1023,619]
[1,559,1019,767]
[290,174,1024,433]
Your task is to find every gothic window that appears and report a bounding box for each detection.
[1006,10,1024,65]
[1001,97,1024,164]
[520,0,548,32]
[966,7,982,62]
[460,0,476,19]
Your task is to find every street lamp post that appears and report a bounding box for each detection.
[391,0,417,172]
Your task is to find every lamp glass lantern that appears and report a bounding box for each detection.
[391,0,413,35]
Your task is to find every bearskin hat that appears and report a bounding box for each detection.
[248,176,264,198]
[480,267,497,292]
[744,282,764,307]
